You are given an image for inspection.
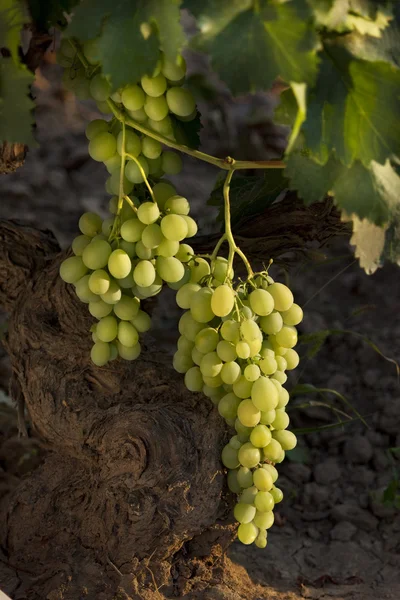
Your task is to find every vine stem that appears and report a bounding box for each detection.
[109,118,126,241]
[106,99,285,172]
[125,152,155,202]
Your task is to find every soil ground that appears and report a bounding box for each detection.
[0,56,399,600]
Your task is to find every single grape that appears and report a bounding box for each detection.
[272,430,297,451]
[240,319,261,343]
[133,260,156,287]
[131,309,151,333]
[97,315,118,342]
[82,239,112,270]
[141,223,163,249]
[113,295,140,320]
[60,256,88,284]
[101,217,114,237]
[96,100,112,114]
[221,444,240,469]
[212,257,234,283]
[260,409,276,425]
[127,107,148,122]
[221,361,241,385]
[166,87,196,117]
[237,400,261,428]
[141,73,167,97]
[117,129,141,157]
[240,486,258,505]
[118,321,139,347]
[259,355,277,376]
[121,218,146,243]
[75,275,98,303]
[85,119,108,140]
[178,311,204,341]
[190,258,210,283]
[262,464,279,483]
[161,55,186,81]
[271,411,290,430]
[89,300,113,319]
[156,237,179,258]
[177,336,194,354]
[202,374,223,388]
[173,351,194,374]
[121,84,145,111]
[195,327,219,353]
[88,269,110,295]
[136,241,153,260]
[253,468,273,492]
[100,280,122,304]
[259,311,283,335]
[216,340,237,362]
[141,136,162,159]
[254,491,274,513]
[79,212,102,237]
[270,486,284,503]
[236,341,251,359]
[271,370,287,385]
[91,342,111,366]
[237,521,259,545]
[227,470,242,494]
[106,168,134,196]
[160,214,188,241]
[190,287,214,323]
[249,288,274,316]
[181,215,198,238]
[251,377,279,412]
[108,249,132,279]
[184,366,203,392]
[221,320,240,343]
[83,39,100,64]
[152,181,177,210]
[233,376,253,399]
[161,151,183,175]
[263,439,283,462]
[250,424,272,448]
[284,348,299,370]
[253,510,274,530]
[144,95,169,121]
[244,364,260,382]
[281,303,303,326]
[211,284,235,317]
[237,467,253,488]
[117,341,141,361]
[135,278,162,298]
[267,282,294,312]
[147,115,173,136]
[89,132,117,162]
[137,201,160,225]
[255,531,268,549]
[72,234,91,256]
[234,503,256,524]
[217,392,241,421]
[175,244,193,263]
[200,352,223,378]
[176,282,201,309]
[89,74,111,102]
[156,256,185,283]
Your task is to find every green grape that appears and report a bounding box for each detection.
[190,258,210,283]
[259,311,283,335]
[160,214,188,242]
[89,299,113,318]
[275,385,289,409]
[175,244,193,263]
[177,336,195,355]
[233,376,253,399]
[119,240,137,258]
[275,325,297,349]
[176,282,201,309]
[152,181,177,209]
[127,107,148,122]
[270,486,283,503]
[216,340,237,362]
[272,429,297,451]
[262,463,278,483]
[221,320,240,343]
[72,235,91,256]
[176,110,197,122]
[190,287,214,323]
[133,260,156,287]
[178,311,204,341]
[88,269,110,295]
[79,212,102,237]
[141,73,167,97]
[75,275,98,303]
[60,256,88,284]
[81,239,112,270]
[267,282,294,312]
[121,84,145,111]
[255,531,268,549]
[227,470,242,494]
[251,377,279,412]
[248,337,262,358]
[221,444,240,469]
[135,278,162,298]
[284,348,299,370]
[275,355,287,372]
[113,295,140,320]
[202,374,223,388]
[173,351,194,373]
[147,115,174,136]
[249,289,274,316]
[191,347,204,366]
[144,95,169,121]
[166,87,196,117]
[240,319,261,343]
[89,132,117,162]
[156,256,185,283]
[212,257,234,283]
[101,217,114,237]
[97,315,118,342]
[239,486,258,505]
[125,156,149,184]
[83,38,100,64]
[89,74,111,101]
[238,442,261,468]
[221,361,241,385]
[109,343,119,361]
[104,154,121,176]
[244,364,260,382]
[118,273,134,290]
[237,466,253,488]
[164,195,189,216]
[141,136,162,159]
[211,284,235,318]
[121,218,146,242]
[181,215,198,238]
[117,341,141,361]
[281,303,303,326]
[260,409,276,425]
[85,119,108,140]
[131,309,151,332]
[118,321,139,347]
[275,449,286,464]
[147,156,163,176]
[254,491,274,513]
[259,355,277,376]
[195,327,219,353]
[237,400,261,428]
[200,352,223,377]
[204,386,224,405]
[156,237,179,258]
[184,366,203,392]
[117,129,141,157]
[250,424,272,448]
[271,371,287,385]
[253,510,274,530]
[271,411,290,430]
[136,241,153,260]
[161,54,186,81]
[96,100,112,114]
[217,392,241,421]
[108,249,132,279]
[141,224,163,249]
[253,468,273,492]
[234,503,256,524]
[161,151,183,175]
[236,341,251,359]
[237,521,259,545]
[91,341,111,366]
[100,280,122,304]
[263,439,283,462]
[137,201,160,225]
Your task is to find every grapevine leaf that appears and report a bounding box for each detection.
[67,0,185,89]
[0,0,27,61]
[383,214,400,268]
[308,0,392,34]
[343,24,400,67]
[27,0,79,28]
[285,83,306,154]
[170,111,202,150]
[343,214,387,274]
[285,153,342,204]
[193,3,318,95]
[0,57,36,145]
[208,170,289,227]
[304,43,400,166]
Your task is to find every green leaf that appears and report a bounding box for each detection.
[0,57,35,145]
[0,0,27,61]
[208,170,289,226]
[67,0,185,89]
[27,0,79,28]
[193,2,318,95]
[285,83,307,154]
[285,152,342,204]
[308,0,392,34]
[304,43,400,166]
[170,111,202,149]
[183,0,251,35]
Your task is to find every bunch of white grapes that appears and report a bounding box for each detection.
[59,181,197,366]
[173,264,302,547]
[57,38,197,182]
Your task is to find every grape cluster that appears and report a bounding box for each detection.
[173,263,302,547]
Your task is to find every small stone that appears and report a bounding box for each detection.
[344,435,373,464]
[330,521,357,541]
[284,463,312,484]
[331,503,378,531]
[314,458,341,485]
